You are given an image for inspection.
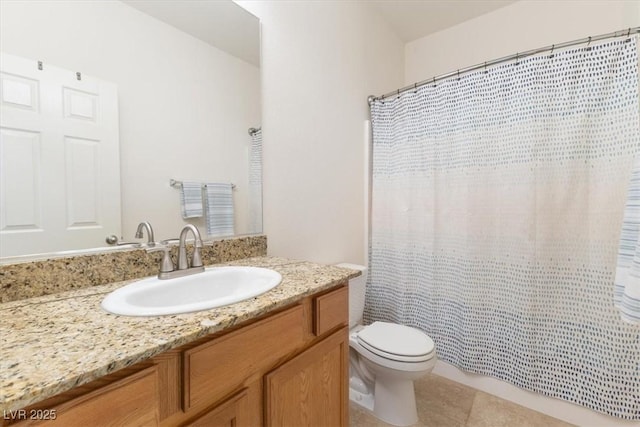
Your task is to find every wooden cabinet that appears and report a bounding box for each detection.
[182,305,304,412]
[13,366,160,427]
[8,284,348,427]
[182,389,249,427]
[264,328,349,427]
[313,285,348,336]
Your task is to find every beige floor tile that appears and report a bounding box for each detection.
[349,402,436,427]
[466,392,575,427]
[349,402,415,427]
[414,373,477,425]
[417,409,464,427]
[349,374,572,427]
[350,397,464,427]
[348,374,474,427]
[350,402,386,427]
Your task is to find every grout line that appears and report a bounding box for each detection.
[464,389,479,426]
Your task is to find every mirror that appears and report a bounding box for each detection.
[0,0,261,260]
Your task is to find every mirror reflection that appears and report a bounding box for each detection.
[0,0,261,259]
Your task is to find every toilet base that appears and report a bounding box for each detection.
[349,365,420,426]
[349,378,419,426]
[372,376,418,426]
[349,386,374,412]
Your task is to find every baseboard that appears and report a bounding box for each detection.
[433,361,637,427]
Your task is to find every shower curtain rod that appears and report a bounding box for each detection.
[368,26,640,105]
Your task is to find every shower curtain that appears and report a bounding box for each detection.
[366,38,640,419]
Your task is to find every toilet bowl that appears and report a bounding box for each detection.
[336,263,437,427]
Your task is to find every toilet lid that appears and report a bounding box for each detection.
[357,321,435,362]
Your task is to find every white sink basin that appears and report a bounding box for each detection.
[101,266,282,316]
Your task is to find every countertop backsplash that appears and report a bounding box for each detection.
[0,235,267,303]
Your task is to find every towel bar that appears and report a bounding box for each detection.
[170,179,236,189]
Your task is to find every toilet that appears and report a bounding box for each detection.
[336,263,436,427]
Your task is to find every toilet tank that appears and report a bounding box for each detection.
[335,263,367,329]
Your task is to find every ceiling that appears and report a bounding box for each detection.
[121,0,516,65]
[367,0,517,43]
[121,0,260,66]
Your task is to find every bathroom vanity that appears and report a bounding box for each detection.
[0,257,358,426]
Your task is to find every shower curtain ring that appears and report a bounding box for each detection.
[484,61,488,74]
[586,36,592,51]
[433,77,436,87]
[515,52,519,65]
[550,44,555,59]
[457,69,460,80]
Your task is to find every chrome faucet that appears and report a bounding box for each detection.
[135,221,155,246]
[149,225,205,280]
[178,224,203,270]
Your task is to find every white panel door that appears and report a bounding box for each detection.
[0,53,120,257]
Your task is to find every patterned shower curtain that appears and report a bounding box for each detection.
[366,38,640,419]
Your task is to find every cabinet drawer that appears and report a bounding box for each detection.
[16,366,159,427]
[313,286,348,336]
[183,305,304,411]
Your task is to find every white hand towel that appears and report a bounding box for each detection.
[204,183,234,237]
[180,182,203,219]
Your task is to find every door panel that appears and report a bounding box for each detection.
[65,136,100,228]
[0,127,41,231]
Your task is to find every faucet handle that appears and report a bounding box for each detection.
[146,244,175,273]
[192,246,203,268]
[160,238,180,246]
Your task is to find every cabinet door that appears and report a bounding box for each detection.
[264,327,348,427]
[183,389,248,427]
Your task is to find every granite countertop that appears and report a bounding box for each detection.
[0,256,360,412]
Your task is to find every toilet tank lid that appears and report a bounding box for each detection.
[335,263,367,272]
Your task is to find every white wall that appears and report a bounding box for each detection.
[406,2,640,425]
[405,0,640,85]
[237,0,404,265]
[0,1,260,243]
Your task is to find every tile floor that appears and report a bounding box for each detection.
[349,374,575,427]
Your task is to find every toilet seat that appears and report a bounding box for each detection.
[357,321,435,363]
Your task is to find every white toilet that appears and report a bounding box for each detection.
[337,263,436,427]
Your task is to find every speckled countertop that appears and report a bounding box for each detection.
[0,257,360,412]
